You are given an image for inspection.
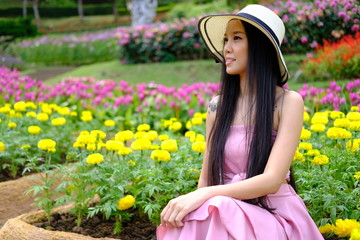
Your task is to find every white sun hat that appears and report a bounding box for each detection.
[198,4,289,84]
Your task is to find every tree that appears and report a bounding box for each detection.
[113,0,119,23]
[128,0,158,27]
[23,0,28,18]
[77,0,84,24]
[32,0,41,28]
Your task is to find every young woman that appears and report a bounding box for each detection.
[157,4,324,240]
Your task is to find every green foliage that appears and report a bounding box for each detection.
[0,17,38,41]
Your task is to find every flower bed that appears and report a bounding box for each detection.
[0,67,360,239]
[7,0,359,65]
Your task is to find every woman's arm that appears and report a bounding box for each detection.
[197,96,218,188]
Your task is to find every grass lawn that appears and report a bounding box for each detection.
[41,54,350,90]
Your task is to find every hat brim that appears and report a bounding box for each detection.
[198,14,289,84]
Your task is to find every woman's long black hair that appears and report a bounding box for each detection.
[207,20,295,212]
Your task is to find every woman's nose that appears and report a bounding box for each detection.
[223,41,231,53]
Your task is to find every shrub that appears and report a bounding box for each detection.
[300,32,360,81]
[273,0,359,53]
[0,17,38,41]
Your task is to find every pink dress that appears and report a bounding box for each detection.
[157,125,324,240]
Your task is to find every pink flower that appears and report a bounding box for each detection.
[193,42,201,48]
[300,36,308,43]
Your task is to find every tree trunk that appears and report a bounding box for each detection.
[23,0,27,18]
[113,0,119,23]
[129,0,158,27]
[32,0,40,28]
[77,0,84,24]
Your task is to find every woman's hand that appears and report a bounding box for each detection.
[160,187,211,228]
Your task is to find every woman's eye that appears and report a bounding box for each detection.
[223,38,228,43]
[234,36,242,40]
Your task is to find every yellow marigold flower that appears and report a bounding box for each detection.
[57,107,70,115]
[158,134,169,141]
[354,172,360,180]
[161,139,178,152]
[90,130,106,140]
[86,153,104,164]
[134,131,146,139]
[37,112,49,121]
[8,110,16,117]
[350,227,360,240]
[310,124,326,132]
[150,149,171,162]
[73,141,84,148]
[186,121,192,129]
[330,111,345,119]
[190,134,205,143]
[8,122,17,128]
[333,219,360,237]
[293,150,304,162]
[145,130,158,141]
[137,123,150,132]
[115,130,134,142]
[349,121,360,131]
[26,111,37,118]
[70,111,78,116]
[319,223,334,234]
[51,117,66,126]
[334,118,350,128]
[194,112,202,118]
[346,139,360,152]
[76,134,96,145]
[162,119,172,128]
[117,195,135,210]
[327,127,352,139]
[298,142,312,150]
[311,155,329,165]
[300,128,311,140]
[347,112,360,121]
[311,116,328,125]
[0,141,5,151]
[305,149,321,156]
[105,140,124,151]
[97,141,105,150]
[131,138,152,150]
[118,147,132,156]
[169,122,182,131]
[303,112,310,122]
[15,112,23,118]
[190,169,199,172]
[128,160,136,166]
[191,117,203,125]
[201,112,207,119]
[14,101,26,112]
[185,131,196,138]
[25,101,37,109]
[86,143,96,152]
[104,119,115,127]
[0,105,11,113]
[81,111,93,121]
[28,126,41,134]
[37,139,56,152]
[350,106,359,112]
[192,141,206,153]
[21,145,31,149]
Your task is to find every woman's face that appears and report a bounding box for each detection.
[223,20,248,77]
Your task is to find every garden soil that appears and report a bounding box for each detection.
[0,204,156,240]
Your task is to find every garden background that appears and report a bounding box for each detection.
[0,0,359,239]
